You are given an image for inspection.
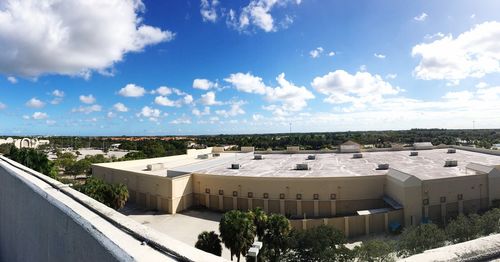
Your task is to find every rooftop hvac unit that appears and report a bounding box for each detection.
[447,149,456,154]
[307,155,316,160]
[445,160,458,167]
[254,154,263,160]
[198,154,209,159]
[231,163,240,169]
[296,163,309,170]
[353,153,363,159]
[377,163,390,170]
[410,151,418,156]
[213,153,220,157]
[146,163,164,171]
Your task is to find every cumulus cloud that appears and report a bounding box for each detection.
[113,102,128,112]
[374,53,386,59]
[7,76,17,84]
[412,21,500,85]
[72,104,102,114]
[215,101,245,117]
[311,70,400,108]
[26,98,45,108]
[309,47,324,58]
[52,89,64,97]
[50,89,65,104]
[32,112,48,120]
[137,106,161,121]
[227,0,301,32]
[79,94,96,104]
[200,91,223,105]
[154,96,177,107]
[154,86,172,96]
[328,52,336,57]
[226,72,314,115]
[414,12,428,21]
[192,106,211,116]
[200,0,219,23]
[119,84,146,97]
[0,0,174,78]
[224,72,267,94]
[193,78,216,90]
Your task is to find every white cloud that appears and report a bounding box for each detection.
[113,102,128,112]
[476,82,489,88]
[52,89,64,97]
[72,104,102,114]
[137,106,161,122]
[183,94,194,105]
[79,94,96,104]
[200,0,219,23]
[227,0,301,32]
[193,78,216,90]
[0,0,174,78]
[265,73,315,112]
[374,53,386,59]
[154,86,172,96]
[200,91,222,105]
[414,12,428,22]
[328,52,336,57]
[170,116,192,124]
[309,47,324,58]
[7,76,17,84]
[385,73,397,80]
[154,96,177,107]
[224,72,267,94]
[311,70,400,107]
[192,106,210,116]
[32,112,48,120]
[215,101,245,117]
[252,114,263,121]
[26,98,45,108]
[119,84,146,97]
[424,32,445,40]
[412,21,500,84]
[0,102,6,110]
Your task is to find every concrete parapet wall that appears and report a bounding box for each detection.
[453,145,500,156]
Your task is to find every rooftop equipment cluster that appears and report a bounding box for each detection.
[444,160,458,167]
[146,163,164,171]
[353,153,363,159]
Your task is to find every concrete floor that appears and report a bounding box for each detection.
[121,206,234,260]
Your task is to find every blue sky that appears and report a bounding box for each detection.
[1,0,500,135]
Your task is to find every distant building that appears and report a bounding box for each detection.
[0,137,49,149]
[339,140,361,153]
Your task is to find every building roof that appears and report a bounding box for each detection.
[341,140,360,146]
[94,149,500,181]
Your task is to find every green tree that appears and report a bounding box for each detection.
[219,210,256,262]
[250,207,268,241]
[480,208,500,235]
[8,146,58,179]
[354,240,396,262]
[75,177,129,210]
[285,225,352,262]
[66,159,91,178]
[195,231,222,256]
[397,223,446,257]
[262,214,291,262]
[445,214,481,243]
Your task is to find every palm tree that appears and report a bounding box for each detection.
[219,210,256,261]
[263,214,291,261]
[250,207,268,241]
[195,231,222,256]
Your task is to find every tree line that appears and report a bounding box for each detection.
[196,208,500,261]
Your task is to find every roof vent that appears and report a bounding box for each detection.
[447,149,456,154]
[410,151,418,156]
[353,153,363,159]
[296,163,309,170]
[377,163,390,170]
[146,163,164,171]
[231,163,240,169]
[198,154,209,159]
[445,160,458,167]
[213,153,220,157]
[307,155,316,160]
[254,154,263,160]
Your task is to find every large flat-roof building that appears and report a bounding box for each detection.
[92,146,500,237]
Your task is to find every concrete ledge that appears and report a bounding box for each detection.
[0,156,227,262]
[402,233,500,261]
